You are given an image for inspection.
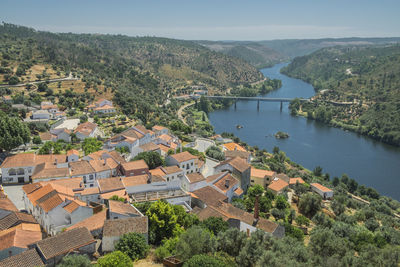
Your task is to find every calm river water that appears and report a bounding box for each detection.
[209,62,400,200]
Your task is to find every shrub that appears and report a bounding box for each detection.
[115,232,149,260]
[97,251,131,267]
[57,254,92,267]
[183,254,227,267]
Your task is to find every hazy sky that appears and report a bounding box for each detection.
[1,0,399,40]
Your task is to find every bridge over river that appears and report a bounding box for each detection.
[203,95,310,109]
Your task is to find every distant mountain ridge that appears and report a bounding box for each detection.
[197,37,400,68]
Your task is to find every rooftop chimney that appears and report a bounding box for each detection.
[103,158,107,166]
[225,179,230,188]
[54,159,58,165]
[147,173,152,184]
[254,195,260,222]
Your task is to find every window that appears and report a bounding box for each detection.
[186,164,189,170]
[28,168,32,174]
[90,184,94,187]
[8,169,16,176]
[17,168,24,175]
[171,176,174,180]
[191,162,193,166]
[89,174,94,179]
[167,178,169,181]
[251,180,254,183]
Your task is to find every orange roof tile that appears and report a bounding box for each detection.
[66,209,107,232]
[121,160,149,171]
[67,149,79,156]
[170,151,198,163]
[63,201,80,213]
[289,177,305,185]
[101,190,128,201]
[251,167,275,178]
[27,184,55,206]
[311,183,332,192]
[267,179,289,193]
[38,193,63,213]
[213,173,238,193]
[223,142,246,152]
[122,175,149,187]
[149,168,166,177]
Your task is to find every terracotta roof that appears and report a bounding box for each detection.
[234,187,243,196]
[69,160,95,176]
[0,212,37,230]
[121,160,149,171]
[66,209,107,232]
[149,168,166,177]
[311,183,332,192]
[158,144,173,153]
[186,173,206,184]
[94,104,115,111]
[98,177,125,193]
[63,200,80,213]
[213,173,238,193]
[39,132,53,141]
[191,186,228,206]
[103,217,148,237]
[0,223,41,251]
[289,177,305,185]
[158,134,173,143]
[101,190,128,201]
[34,227,95,260]
[108,151,126,164]
[225,150,251,160]
[169,151,197,163]
[152,125,167,132]
[31,162,70,180]
[0,248,44,267]
[0,153,36,168]
[88,159,113,173]
[35,154,67,165]
[206,173,226,183]
[267,179,289,193]
[22,183,42,195]
[133,125,151,135]
[251,167,276,178]
[0,196,18,212]
[223,142,246,152]
[162,166,182,175]
[216,157,250,173]
[122,175,149,187]
[139,142,159,152]
[37,192,63,213]
[192,205,230,221]
[3,95,12,100]
[74,121,97,136]
[67,149,79,156]
[109,200,141,216]
[26,184,55,206]
[215,202,279,234]
[95,98,110,105]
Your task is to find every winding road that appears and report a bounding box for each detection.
[0,73,79,88]
[177,102,195,125]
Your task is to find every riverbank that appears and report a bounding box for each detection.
[208,62,400,200]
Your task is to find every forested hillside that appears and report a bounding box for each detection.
[283,45,400,146]
[197,41,287,68]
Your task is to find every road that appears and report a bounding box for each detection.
[0,73,79,88]
[177,102,195,125]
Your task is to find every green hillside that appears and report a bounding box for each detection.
[283,45,400,146]
[197,41,287,68]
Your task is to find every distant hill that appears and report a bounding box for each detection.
[197,41,287,68]
[197,38,400,69]
[282,44,400,146]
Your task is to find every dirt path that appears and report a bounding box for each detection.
[177,102,195,125]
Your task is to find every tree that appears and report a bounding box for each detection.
[115,232,149,261]
[32,136,42,145]
[216,228,247,257]
[298,193,322,218]
[183,254,227,267]
[80,114,88,123]
[313,166,323,177]
[237,230,272,267]
[56,254,92,267]
[275,195,289,210]
[310,227,349,258]
[199,96,211,114]
[97,251,131,267]
[146,201,181,245]
[176,225,215,261]
[295,215,310,227]
[8,76,19,85]
[0,112,31,152]
[133,151,164,169]
[81,137,102,155]
[200,217,228,236]
[173,205,199,229]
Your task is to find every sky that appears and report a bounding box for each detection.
[1,0,400,40]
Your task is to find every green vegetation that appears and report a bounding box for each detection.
[230,79,282,97]
[0,111,30,152]
[183,254,228,267]
[81,137,103,155]
[133,151,164,169]
[97,251,131,267]
[205,146,225,161]
[115,232,150,261]
[56,254,92,267]
[38,140,71,155]
[109,195,126,202]
[284,45,400,146]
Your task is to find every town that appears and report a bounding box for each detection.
[0,95,336,266]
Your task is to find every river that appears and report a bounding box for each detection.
[209,62,400,200]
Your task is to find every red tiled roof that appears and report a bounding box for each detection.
[311,183,332,192]
[169,151,197,163]
[267,179,289,193]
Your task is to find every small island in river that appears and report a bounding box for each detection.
[274,131,289,139]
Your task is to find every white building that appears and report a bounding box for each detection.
[166,151,200,175]
[32,110,51,120]
[311,183,334,199]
